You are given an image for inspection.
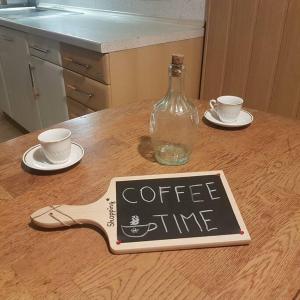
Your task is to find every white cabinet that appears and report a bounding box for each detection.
[29,56,68,128]
[0,27,41,131]
[0,28,69,131]
[0,57,10,115]
[27,34,62,66]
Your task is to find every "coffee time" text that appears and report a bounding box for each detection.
[121,181,221,234]
[122,182,220,205]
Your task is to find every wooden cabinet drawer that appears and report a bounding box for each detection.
[67,97,94,119]
[61,43,110,84]
[27,34,61,66]
[63,69,111,111]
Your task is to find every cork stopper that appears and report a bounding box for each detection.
[172,54,184,66]
[171,54,184,77]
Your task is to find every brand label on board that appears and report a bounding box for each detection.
[106,200,116,227]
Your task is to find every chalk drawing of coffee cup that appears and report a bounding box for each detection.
[121,223,157,238]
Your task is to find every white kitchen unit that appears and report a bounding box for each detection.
[0,28,41,131]
[0,27,69,131]
[0,56,10,115]
[29,56,68,128]
[27,33,62,65]
[27,34,68,128]
[0,27,41,131]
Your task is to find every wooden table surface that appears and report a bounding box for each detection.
[0,100,299,299]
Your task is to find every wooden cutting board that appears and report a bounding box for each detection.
[31,171,250,254]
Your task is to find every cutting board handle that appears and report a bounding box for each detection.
[30,200,105,229]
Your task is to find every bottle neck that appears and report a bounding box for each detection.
[168,64,185,97]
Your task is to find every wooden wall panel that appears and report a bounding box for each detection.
[269,0,300,118]
[200,0,233,99]
[201,0,300,119]
[245,0,288,111]
[222,0,259,97]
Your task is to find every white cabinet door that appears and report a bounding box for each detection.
[0,56,10,115]
[30,56,68,128]
[0,28,41,131]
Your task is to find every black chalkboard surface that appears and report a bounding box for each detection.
[116,173,246,245]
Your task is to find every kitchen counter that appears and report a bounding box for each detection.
[0,5,204,53]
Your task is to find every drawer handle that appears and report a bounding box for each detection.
[28,64,39,98]
[66,84,94,98]
[63,57,90,69]
[30,45,49,54]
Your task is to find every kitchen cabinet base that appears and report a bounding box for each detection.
[109,37,203,107]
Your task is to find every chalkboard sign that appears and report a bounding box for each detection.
[116,174,241,243]
[31,171,251,254]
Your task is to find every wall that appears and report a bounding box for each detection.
[41,0,205,21]
[201,0,300,119]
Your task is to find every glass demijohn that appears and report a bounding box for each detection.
[150,54,199,165]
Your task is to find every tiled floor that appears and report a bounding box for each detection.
[0,112,26,143]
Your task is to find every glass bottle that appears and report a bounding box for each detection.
[150,54,199,165]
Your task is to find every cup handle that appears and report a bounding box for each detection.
[148,223,158,232]
[210,99,217,111]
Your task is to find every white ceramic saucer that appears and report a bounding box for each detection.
[23,142,84,171]
[204,109,253,128]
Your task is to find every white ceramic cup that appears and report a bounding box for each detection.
[38,128,72,164]
[210,96,243,123]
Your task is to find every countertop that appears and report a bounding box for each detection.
[0,5,204,53]
[0,100,299,298]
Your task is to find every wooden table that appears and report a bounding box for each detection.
[0,100,299,299]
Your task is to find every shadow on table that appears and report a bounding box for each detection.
[28,221,109,248]
[138,136,156,162]
[21,160,81,176]
[202,116,252,131]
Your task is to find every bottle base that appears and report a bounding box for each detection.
[154,144,190,166]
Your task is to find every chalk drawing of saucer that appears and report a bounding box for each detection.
[121,223,157,238]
